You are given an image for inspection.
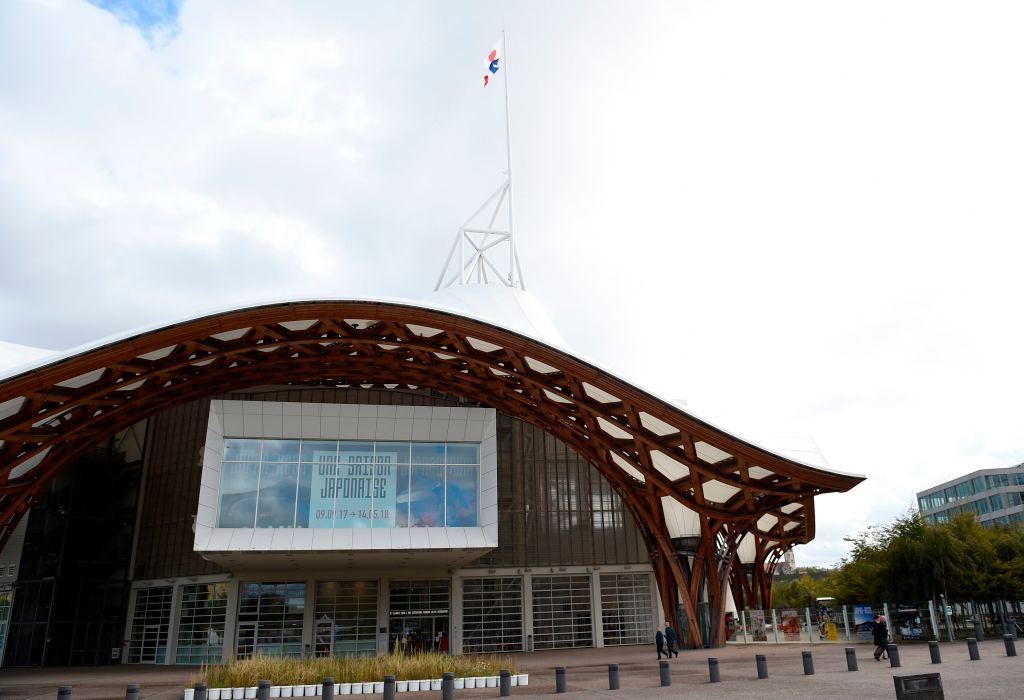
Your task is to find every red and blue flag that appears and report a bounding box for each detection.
[484,43,501,86]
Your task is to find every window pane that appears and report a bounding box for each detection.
[224,439,262,462]
[395,465,410,527]
[219,462,259,527]
[256,463,298,528]
[373,452,398,528]
[447,444,480,465]
[410,465,445,527]
[336,443,375,528]
[262,440,300,463]
[376,442,411,464]
[990,494,1003,511]
[446,465,479,526]
[411,443,446,465]
[300,441,339,463]
[295,464,313,527]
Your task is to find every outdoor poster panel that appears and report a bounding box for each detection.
[853,604,874,641]
[750,609,767,642]
[309,449,398,527]
[897,604,924,640]
[817,602,838,641]
[780,608,801,641]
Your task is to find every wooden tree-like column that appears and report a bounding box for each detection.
[730,532,795,614]
[0,301,863,648]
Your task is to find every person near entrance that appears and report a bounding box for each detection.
[664,622,679,657]
[872,614,889,661]
[655,628,667,659]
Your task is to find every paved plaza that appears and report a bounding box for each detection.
[0,639,1018,699]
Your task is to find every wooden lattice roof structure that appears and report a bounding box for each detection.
[0,298,863,647]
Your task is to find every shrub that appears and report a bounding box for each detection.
[197,652,515,687]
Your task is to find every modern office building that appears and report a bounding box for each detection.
[0,279,863,667]
[917,463,1024,526]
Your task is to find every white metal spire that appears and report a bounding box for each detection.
[436,30,525,291]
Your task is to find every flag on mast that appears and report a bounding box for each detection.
[483,42,501,86]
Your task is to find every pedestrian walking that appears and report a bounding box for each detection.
[655,628,666,659]
[664,621,679,657]
[872,614,889,661]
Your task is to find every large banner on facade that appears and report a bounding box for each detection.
[897,604,924,640]
[309,450,398,527]
[853,604,874,641]
[780,608,801,641]
[750,609,767,642]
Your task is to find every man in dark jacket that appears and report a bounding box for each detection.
[655,628,666,659]
[872,614,889,660]
[664,622,679,657]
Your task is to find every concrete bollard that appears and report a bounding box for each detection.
[57,688,72,699]
[499,669,511,697]
[967,637,980,660]
[845,647,858,671]
[384,675,395,700]
[257,680,271,700]
[659,659,671,686]
[708,657,720,683]
[194,683,208,700]
[125,684,140,700]
[755,654,768,679]
[887,644,901,668]
[608,663,620,690]
[321,678,335,700]
[929,640,942,664]
[441,673,453,700]
[798,646,815,675]
[555,666,567,694]
[802,650,814,675]
[1004,634,1017,657]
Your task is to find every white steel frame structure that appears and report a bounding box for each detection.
[436,30,525,291]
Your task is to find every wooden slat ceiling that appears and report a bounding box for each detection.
[0,300,863,550]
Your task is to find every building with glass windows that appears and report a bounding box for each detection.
[0,288,863,667]
[916,463,1024,526]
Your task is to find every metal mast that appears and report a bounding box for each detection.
[435,30,525,291]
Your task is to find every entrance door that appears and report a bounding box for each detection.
[140,624,161,663]
[388,580,450,654]
[389,615,449,653]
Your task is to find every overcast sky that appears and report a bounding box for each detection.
[2,0,1023,566]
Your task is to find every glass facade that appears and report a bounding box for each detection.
[918,466,1024,527]
[462,577,523,653]
[218,439,480,529]
[175,583,228,664]
[532,575,593,649]
[314,581,378,656]
[236,582,306,659]
[128,587,173,663]
[600,573,653,646]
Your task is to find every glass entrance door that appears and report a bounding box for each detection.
[388,580,450,653]
[389,615,449,653]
